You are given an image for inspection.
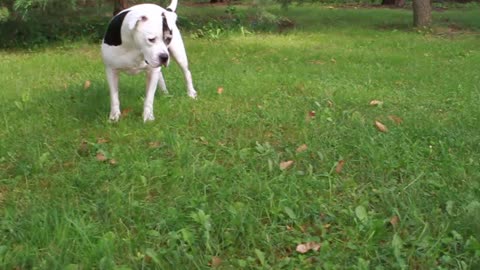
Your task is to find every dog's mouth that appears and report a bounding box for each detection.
[145,60,167,68]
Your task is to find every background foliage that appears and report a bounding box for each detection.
[1,0,479,48]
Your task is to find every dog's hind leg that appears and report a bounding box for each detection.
[169,37,197,99]
[106,67,121,122]
[158,69,169,94]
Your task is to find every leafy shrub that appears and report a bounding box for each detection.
[0,7,10,22]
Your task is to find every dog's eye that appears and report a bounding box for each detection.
[148,37,157,43]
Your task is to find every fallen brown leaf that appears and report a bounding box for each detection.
[388,115,403,124]
[306,111,315,122]
[369,100,383,106]
[84,80,91,90]
[296,242,321,254]
[148,141,162,148]
[97,138,109,144]
[309,60,325,65]
[296,144,308,153]
[96,152,107,162]
[144,254,152,264]
[280,160,294,170]
[121,108,133,117]
[210,256,222,268]
[296,243,309,254]
[374,120,388,132]
[77,140,90,157]
[390,215,399,227]
[335,159,345,174]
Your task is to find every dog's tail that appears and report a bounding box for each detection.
[166,0,178,12]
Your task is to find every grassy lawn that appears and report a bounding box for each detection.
[1,4,480,269]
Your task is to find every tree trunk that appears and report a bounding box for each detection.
[413,0,432,27]
[113,0,129,16]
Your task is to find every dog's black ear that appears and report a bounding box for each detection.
[104,10,131,46]
[162,11,176,45]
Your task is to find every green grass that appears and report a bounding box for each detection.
[1,4,480,269]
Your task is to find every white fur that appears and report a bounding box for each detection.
[101,2,197,123]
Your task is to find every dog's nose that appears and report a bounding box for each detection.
[159,53,169,63]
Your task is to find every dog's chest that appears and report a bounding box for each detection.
[120,60,149,75]
[102,43,149,73]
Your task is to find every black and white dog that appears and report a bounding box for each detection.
[101,0,197,122]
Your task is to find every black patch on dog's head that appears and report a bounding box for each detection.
[103,10,130,46]
[162,17,173,45]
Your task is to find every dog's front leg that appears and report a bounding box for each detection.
[143,68,160,122]
[106,67,121,122]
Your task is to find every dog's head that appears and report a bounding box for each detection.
[128,9,177,68]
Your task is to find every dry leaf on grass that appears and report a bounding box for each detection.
[96,152,107,162]
[84,80,91,89]
[309,60,325,65]
[296,144,308,153]
[390,215,399,227]
[217,87,224,94]
[121,108,133,117]
[209,256,222,268]
[77,140,90,157]
[296,242,321,254]
[148,141,162,148]
[374,121,388,132]
[280,160,294,170]
[369,100,383,106]
[97,138,109,144]
[306,111,316,122]
[335,159,345,174]
[388,115,403,124]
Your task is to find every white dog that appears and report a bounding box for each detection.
[101,0,197,122]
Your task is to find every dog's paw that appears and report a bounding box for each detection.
[188,90,197,99]
[109,110,121,122]
[160,88,169,95]
[143,109,155,122]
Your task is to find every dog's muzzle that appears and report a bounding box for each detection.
[145,53,169,68]
[159,53,169,66]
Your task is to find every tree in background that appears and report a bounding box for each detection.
[113,0,129,15]
[0,0,435,27]
[413,0,432,27]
